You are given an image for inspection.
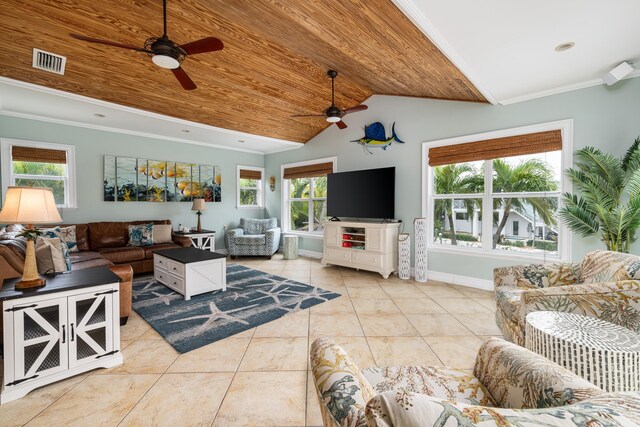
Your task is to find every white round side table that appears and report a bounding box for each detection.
[525,311,640,392]
[283,234,298,260]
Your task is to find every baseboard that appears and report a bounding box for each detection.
[298,249,323,259]
[409,268,493,291]
[217,248,229,255]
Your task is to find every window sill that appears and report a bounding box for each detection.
[283,231,324,239]
[427,245,567,264]
[236,205,263,209]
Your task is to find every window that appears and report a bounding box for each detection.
[1,139,77,209]
[236,165,264,208]
[281,157,336,236]
[423,120,572,261]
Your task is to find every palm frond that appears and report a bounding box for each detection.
[559,194,599,237]
[622,136,640,172]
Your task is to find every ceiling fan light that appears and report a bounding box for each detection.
[152,54,180,69]
[326,116,341,123]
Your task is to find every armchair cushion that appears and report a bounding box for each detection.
[473,338,604,409]
[240,217,277,235]
[235,234,266,245]
[362,366,494,407]
[494,262,579,289]
[365,390,640,427]
[579,250,640,284]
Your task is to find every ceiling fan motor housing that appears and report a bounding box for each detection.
[325,105,344,122]
[145,37,186,69]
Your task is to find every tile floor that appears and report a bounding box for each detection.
[0,255,501,427]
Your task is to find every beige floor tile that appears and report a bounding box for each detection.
[393,298,446,314]
[168,338,251,373]
[454,286,494,298]
[310,336,376,369]
[213,371,306,427]
[27,374,159,426]
[254,311,310,337]
[351,298,401,315]
[367,337,441,367]
[453,313,503,335]
[406,313,474,336]
[98,339,178,375]
[432,297,492,314]
[0,374,87,427]
[138,327,163,340]
[239,337,308,371]
[310,296,355,314]
[343,277,382,287]
[120,311,151,341]
[417,285,466,298]
[346,285,389,299]
[120,339,134,350]
[119,373,233,427]
[306,371,323,427]
[281,271,312,280]
[424,336,484,369]
[231,327,256,339]
[379,283,425,299]
[474,297,497,312]
[358,314,419,337]
[310,313,364,337]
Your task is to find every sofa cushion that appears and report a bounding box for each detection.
[70,251,105,264]
[97,246,145,264]
[75,224,90,251]
[235,235,266,245]
[240,218,277,235]
[89,221,129,249]
[362,366,494,407]
[143,243,181,259]
[72,258,114,270]
[580,250,640,284]
[153,224,173,244]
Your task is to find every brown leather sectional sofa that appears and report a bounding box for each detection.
[0,219,191,327]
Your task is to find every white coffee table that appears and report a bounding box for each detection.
[153,247,226,300]
[525,311,640,392]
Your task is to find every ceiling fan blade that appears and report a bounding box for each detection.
[180,37,224,55]
[336,120,348,130]
[291,114,326,118]
[343,104,368,115]
[70,33,146,52]
[172,67,197,90]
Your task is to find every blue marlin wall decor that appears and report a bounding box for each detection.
[352,122,405,154]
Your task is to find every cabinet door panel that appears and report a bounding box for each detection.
[68,291,114,368]
[13,297,68,382]
[324,224,339,247]
[365,229,382,252]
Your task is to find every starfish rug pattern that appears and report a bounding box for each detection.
[132,264,341,353]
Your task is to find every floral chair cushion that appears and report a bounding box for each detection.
[579,250,640,284]
[362,366,495,407]
[365,390,640,427]
[473,338,604,409]
[494,287,525,323]
[310,338,375,427]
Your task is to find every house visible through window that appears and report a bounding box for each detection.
[424,121,572,260]
[1,139,77,209]
[281,157,336,235]
[237,165,264,207]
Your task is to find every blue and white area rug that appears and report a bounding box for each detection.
[132,264,341,353]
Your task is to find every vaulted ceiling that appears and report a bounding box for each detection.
[0,0,485,143]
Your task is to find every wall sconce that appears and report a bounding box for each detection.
[269,176,276,191]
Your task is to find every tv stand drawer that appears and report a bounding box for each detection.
[324,248,352,263]
[352,251,383,268]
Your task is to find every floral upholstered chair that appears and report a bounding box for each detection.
[226,217,281,259]
[493,250,640,345]
[310,337,640,427]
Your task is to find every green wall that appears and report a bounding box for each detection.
[0,116,265,250]
[264,78,640,281]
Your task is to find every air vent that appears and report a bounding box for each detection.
[32,48,66,75]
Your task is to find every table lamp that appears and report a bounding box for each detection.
[0,187,62,289]
[191,198,206,232]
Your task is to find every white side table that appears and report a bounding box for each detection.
[525,311,640,392]
[174,230,216,252]
[283,235,298,260]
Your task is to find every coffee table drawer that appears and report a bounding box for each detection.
[154,268,168,284]
[154,255,169,270]
[166,274,185,293]
[167,260,185,276]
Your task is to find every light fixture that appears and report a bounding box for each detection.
[191,198,206,232]
[94,113,106,118]
[555,42,575,52]
[152,54,180,69]
[0,187,62,289]
[604,61,635,86]
[326,116,341,123]
[269,176,276,192]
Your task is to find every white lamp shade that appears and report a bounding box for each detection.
[0,187,62,224]
[191,198,206,211]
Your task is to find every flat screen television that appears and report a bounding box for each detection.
[326,167,395,220]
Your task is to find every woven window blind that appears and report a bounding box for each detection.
[12,146,67,164]
[283,161,334,179]
[239,169,262,180]
[428,130,562,167]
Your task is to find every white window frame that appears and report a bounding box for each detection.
[1,138,77,209]
[281,156,337,238]
[422,120,573,262]
[236,165,264,208]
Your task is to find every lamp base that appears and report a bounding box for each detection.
[15,277,46,290]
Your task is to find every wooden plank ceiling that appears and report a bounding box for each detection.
[0,0,486,143]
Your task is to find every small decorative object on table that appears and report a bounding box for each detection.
[526,311,640,392]
[414,217,428,282]
[191,198,206,232]
[283,234,298,260]
[0,187,62,289]
[398,233,411,280]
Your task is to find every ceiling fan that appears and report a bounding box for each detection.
[292,70,368,129]
[70,0,223,90]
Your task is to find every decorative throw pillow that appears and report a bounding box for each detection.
[128,223,154,247]
[152,224,173,244]
[58,225,78,252]
[35,237,67,274]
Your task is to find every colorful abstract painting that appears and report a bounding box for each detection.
[103,156,220,203]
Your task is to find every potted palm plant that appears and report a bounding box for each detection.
[560,138,640,252]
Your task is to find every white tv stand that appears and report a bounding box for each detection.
[321,220,400,279]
